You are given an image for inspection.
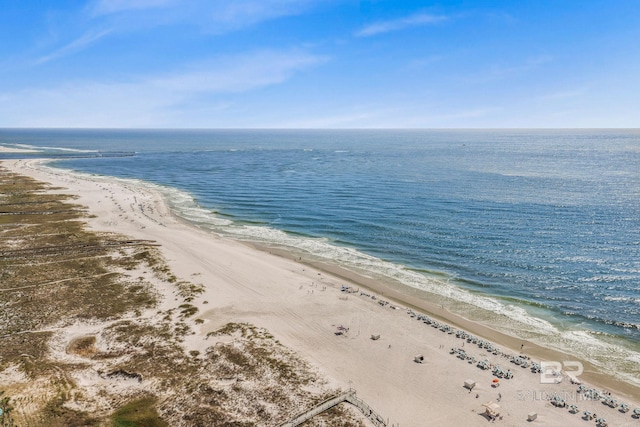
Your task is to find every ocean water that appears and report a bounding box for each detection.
[2,128,639,385]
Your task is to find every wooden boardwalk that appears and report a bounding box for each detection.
[280,389,387,427]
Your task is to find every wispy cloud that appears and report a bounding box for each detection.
[535,88,586,101]
[151,50,327,93]
[487,55,552,79]
[35,28,112,64]
[356,12,448,37]
[458,55,553,84]
[89,0,177,16]
[89,0,316,32]
[210,0,315,32]
[35,1,318,66]
[2,50,328,127]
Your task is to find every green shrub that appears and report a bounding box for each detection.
[111,397,167,427]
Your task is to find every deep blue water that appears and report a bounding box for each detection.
[2,128,639,381]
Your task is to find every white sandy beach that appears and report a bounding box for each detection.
[3,158,639,427]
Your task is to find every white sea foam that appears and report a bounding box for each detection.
[43,165,639,342]
[15,143,97,153]
[36,162,640,389]
[166,203,640,385]
[603,295,640,304]
[581,275,636,283]
[175,206,560,335]
[603,296,628,302]
[550,330,640,387]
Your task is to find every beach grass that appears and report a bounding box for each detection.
[111,397,167,427]
[0,165,366,426]
[0,168,161,376]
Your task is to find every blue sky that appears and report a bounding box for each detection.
[1,0,639,128]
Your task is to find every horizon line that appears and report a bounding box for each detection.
[2,127,639,131]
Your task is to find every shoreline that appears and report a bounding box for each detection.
[3,158,639,426]
[254,243,640,400]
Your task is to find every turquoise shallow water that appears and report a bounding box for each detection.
[2,128,639,384]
